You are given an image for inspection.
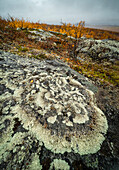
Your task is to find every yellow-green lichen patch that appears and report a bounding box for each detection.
[49,159,70,170]
[28,153,42,170]
[47,116,57,124]
[0,50,108,159]
[11,71,108,155]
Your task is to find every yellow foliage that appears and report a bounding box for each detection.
[3,16,118,41]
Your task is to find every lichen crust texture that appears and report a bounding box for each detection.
[0,51,108,158]
[49,159,70,170]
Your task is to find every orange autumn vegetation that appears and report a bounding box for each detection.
[0,16,119,40]
[0,16,119,86]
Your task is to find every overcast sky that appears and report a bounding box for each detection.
[0,0,119,25]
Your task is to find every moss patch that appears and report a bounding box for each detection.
[70,60,119,86]
[18,46,28,52]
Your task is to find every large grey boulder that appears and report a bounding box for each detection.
[0,50,113,169]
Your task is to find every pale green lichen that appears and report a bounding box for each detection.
[0,51,108,160]
[28,153,42,170]
[49,159,70,170]
[11,72,108,155]
[47,115,57,124]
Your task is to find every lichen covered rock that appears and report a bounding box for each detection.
[0,50,108,168]
[76,38,119,62]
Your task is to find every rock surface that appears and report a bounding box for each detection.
[0,50,119,169]
[28,29,56,41]
[76,38,119,62]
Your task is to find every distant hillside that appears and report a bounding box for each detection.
[86,25,119,33]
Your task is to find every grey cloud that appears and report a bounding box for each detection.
[0,0,119,25]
